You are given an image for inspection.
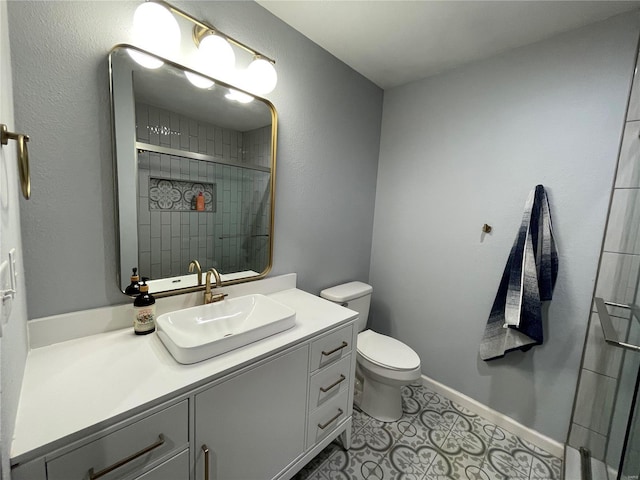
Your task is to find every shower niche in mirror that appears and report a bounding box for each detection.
[110,45,276,295]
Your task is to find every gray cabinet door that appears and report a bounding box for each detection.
[195,346,308,480]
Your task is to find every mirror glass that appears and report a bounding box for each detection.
[109,45,276,295]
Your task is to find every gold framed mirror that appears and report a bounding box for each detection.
[109,45,277,296]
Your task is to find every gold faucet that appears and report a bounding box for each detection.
[188,260,202,285]
[204,268,227,304]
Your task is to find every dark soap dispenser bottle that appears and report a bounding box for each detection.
[133,278,156,335]
[125,267,141,296]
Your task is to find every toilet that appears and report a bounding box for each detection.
[320,281,421,422]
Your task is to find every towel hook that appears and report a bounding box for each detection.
[482,223,492,233]
[1,124,30,200]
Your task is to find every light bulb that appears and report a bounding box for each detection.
[198,34,235,79]
[246,57,277,94]
[185,71,214,89]
[130,2,180,68]
[226,89,254,104]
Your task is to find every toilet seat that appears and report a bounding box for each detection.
[357,330,420,371]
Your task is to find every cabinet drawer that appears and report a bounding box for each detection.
[309,354,351,412]
[310,325,353,372]
[135,449,189,480]
[307,389,349,448]
[47,401,188,480]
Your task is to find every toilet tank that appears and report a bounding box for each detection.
[320,281,373,333]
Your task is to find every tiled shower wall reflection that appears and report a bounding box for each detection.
[567,57,640,466]
[136,102,271,280]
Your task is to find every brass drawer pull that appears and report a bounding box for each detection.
[318,408,343,430]
[320,374,346,393]
[88,434,165,480]
[322,341,348,357]
[202,444,210,480]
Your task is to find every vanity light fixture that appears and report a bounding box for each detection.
[245,57,278,95]
[129,1,180,69]
[192,28,236,81]
[131,0,278,95]
[185,31,234,89]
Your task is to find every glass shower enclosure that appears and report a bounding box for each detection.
[565,41,640,480]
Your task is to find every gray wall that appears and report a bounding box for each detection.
[369,13,639,443]
[7,1,383,319]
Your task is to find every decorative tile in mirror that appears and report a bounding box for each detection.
[148,178,216,212]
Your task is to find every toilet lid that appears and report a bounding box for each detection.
[357,330,420,371]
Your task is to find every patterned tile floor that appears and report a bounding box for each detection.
[295,384,563,480]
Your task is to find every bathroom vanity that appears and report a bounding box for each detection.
[10,275,358,480]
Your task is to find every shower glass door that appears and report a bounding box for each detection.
[591,299,640,479]
[566,37,640,480]
[616,307,640,480]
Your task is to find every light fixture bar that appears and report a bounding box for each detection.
[152,0,276,65]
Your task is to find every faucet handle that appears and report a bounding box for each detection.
[203,269,225,304]
[208,292,228,304]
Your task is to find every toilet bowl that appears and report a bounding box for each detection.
[320,282,421,422]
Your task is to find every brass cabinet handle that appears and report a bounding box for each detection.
[88,434,165,480]
[321,341,348,357]
[0,124,30,199]
[202,445,210,480]
[318,408,343,430]
[320,374,346,393]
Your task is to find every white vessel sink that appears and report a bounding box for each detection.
[156,294,296,364]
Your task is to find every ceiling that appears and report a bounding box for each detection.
[257,1,640,89]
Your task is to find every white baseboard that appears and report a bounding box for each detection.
[421,374,564,458]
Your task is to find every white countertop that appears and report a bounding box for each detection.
[11,286,357,464]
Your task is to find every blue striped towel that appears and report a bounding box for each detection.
[480,185,558,361]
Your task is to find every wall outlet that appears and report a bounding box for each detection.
[9,247,17,292]
[0,249,18,334]
[0,259,9,337]
[0,260,9,298]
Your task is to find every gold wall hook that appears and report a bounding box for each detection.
[482,223,492,233]
[1,124,30,199]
